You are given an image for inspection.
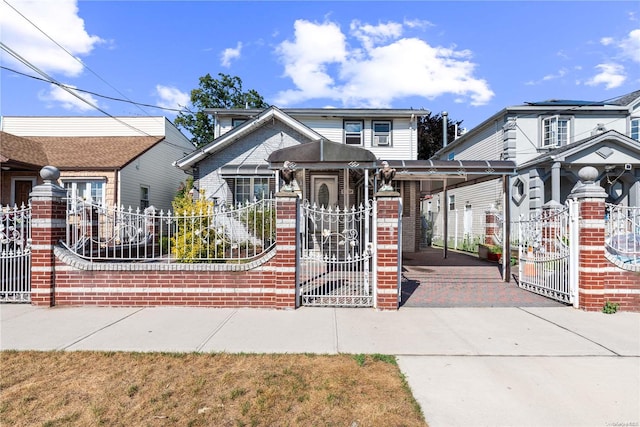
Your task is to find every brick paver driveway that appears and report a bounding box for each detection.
[401,247,566,308]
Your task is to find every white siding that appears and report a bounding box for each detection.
[1,116,171,137]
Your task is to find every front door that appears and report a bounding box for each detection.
[311,175,338,208]
[13,179,35,206]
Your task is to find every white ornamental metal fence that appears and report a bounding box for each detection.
[515,200,579,305]
[64,198,276,263]
[298,201,374,307]
[605,203,640,268]
[1,204,32,302]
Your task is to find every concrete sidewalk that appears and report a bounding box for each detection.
[2,304,639,427]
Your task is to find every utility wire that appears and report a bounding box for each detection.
[2,0,153,117]
[1,65,189,113]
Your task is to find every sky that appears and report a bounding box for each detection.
[1,0,639,133]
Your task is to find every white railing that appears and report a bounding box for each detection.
[605,204,640,266]
[1,204,32,302]
[64,198,276,262]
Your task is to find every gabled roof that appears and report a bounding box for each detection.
[518,129,640,169]
[174,106,324,170]
[0,131,164,170]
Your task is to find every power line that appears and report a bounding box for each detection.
[1,65,189,113]
[2,0,153,117]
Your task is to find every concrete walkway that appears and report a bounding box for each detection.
[1,304,639,427]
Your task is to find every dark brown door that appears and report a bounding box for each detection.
[14,180,33,206]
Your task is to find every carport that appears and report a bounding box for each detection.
[383,159,517,282]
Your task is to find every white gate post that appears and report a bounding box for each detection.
[569,199,580,307]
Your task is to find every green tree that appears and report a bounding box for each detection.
[417,112,464,160]
[174,73,269,148]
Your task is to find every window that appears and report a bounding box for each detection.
[140,186,150,209]
[631,118,639,141]
[511,177,526,205]
[448,194,455,211]
[344,121,363,145]
[542,116,570,147]
[448,152,455,160]
[63,180,105,206]
[234,177,270,204]
[372,121,391,147]
[232,118,247,128]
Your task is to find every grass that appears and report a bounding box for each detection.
[0,350,426,427]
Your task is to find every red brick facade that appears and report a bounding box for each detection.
[375,193,401,310]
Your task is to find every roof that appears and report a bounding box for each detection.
[205,107,428,119]
[385,159,517,194]
[0,131,164,170]
[0,131,49,168]
[518,129,640,169]
[268,138,377,170]
[175,106,324,170]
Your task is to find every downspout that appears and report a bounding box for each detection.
[442,111,448,148]
[114,168,119,206]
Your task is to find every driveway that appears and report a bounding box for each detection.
[401,247,566,308]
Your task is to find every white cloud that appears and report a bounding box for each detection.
[600,37,614,46]
[274,19,493,108]
[618,29,640,63]
[221,42,243,68]
[0,0,103,77]
[38,84,100,112]
[585,63,626,89]
[155,85,190,111]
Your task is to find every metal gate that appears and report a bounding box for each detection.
[516,200,578,305]
[298,200,374,307]
[1,204,32,302]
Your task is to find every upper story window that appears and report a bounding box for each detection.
[232,118,247,128]
[631,118,639,141]
[372,121,391,147]
[448,152,455,160]
[344,121,363,145]
[541,116,570,147]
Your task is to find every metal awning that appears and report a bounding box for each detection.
[384,159,517,194]
[268,139,378,170]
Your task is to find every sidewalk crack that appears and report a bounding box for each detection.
[195,309,238,352]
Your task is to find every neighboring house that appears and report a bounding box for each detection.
[427,90,640,241]
[174,106,428,251]
[1,116,194,211]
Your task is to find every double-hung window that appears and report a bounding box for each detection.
[372,121,391,147]
[344,121,363,145]
[63,180,105,206]
[140,186,150,209]
[542,116,570,147]
[234,177,270,205]
[631,118,639,141]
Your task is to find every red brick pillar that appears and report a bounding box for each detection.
[29,166,67,306]
[375,190,401,310]
[568,167,608,311]
[274,192,299,309]
[484,207,499,245]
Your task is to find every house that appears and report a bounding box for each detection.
[427,90,640,242]
[0,116,194,211]
[173,106,429,251]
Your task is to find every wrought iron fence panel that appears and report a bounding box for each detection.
[516,202,574,304]
[1,204,31,302]
[64,198,276,263]
[298,201,374,307]
[605,203,640,267]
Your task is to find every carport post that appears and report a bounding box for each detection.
[502,175,511,282]
[443,183,448,259]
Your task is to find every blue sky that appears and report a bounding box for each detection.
[1,0,639,132]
